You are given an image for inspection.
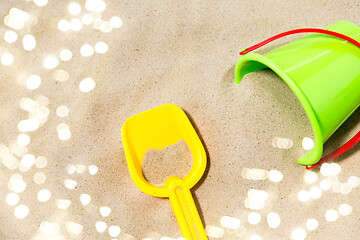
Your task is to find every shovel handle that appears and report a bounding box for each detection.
[166,177,208,240]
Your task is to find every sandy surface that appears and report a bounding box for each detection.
[142,140,193,186]
[0,1,359,240]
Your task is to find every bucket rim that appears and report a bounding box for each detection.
[234,52,323,166]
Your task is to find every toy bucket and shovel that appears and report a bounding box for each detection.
[235,21,360,166]
[120,21,360,239]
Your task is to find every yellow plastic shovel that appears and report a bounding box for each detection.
[121,104,208,240]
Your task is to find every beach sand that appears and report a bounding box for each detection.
[0,1,359,239]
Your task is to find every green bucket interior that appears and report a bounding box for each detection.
[235,21,360,166]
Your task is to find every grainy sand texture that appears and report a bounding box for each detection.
[142,140,193,186]
[0,1,359,240]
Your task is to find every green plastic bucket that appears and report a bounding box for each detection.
[234,21,360,166]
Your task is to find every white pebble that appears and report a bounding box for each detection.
[283,139,293,149]
[79,77,96,92]
[56,105,69,117]
[58,19,70,32]
[68,2,82,15]
[340,183,352,194]
[304,171,318,184]
[59,49,72,61]
[110,16,122,28]
[26,75,41,90]
[309,187,322,199]
[22,34,36,51]
[88,165,99,175]
[108,225,121,237]
[320,163,331,176]
[348,176,360,188]
[248,212,261,225]
[235,226,246,237]
[14,204,29,219]
[80,44,94,57]
[325,209,339,222]
[302,137,315,150]
[205,225,224,238]
[58,128,71,141]
[95,221,107,233]
[56,199,71,209]
[65,221,83,235]
[21,153,35,167]
[43,56,59,69]
[37,189,51,202]
[64,179,77,189]
[220,216,240,230]
[266,212,280,228]
[1,52,14,66]
[329,163,341,176]
[268,170,283,182]
[82,13,93,25]
[75,164,87,174]
[33,172,46,184]
[4,30,18,43]
[6,193,19,206]
[40,221,60,235]
[249,234,262,240]
[94,41,108,54]
[80,193,91,205]
[332,182,341,193]
[306,218,319,231]
[35,156,47,168]
[242,168,268,181]
[291,228,307,240]
[338,204,352,216]
[277,138,288,149]
[70,18,82,31]
[298,190,310,202]
[34,0,48,7]
[100,206,111,217]
[244,197,265,210]
[248,189,269,201]
[320,179,332,191]
[17,134,30,146]
[66,164,76,175]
